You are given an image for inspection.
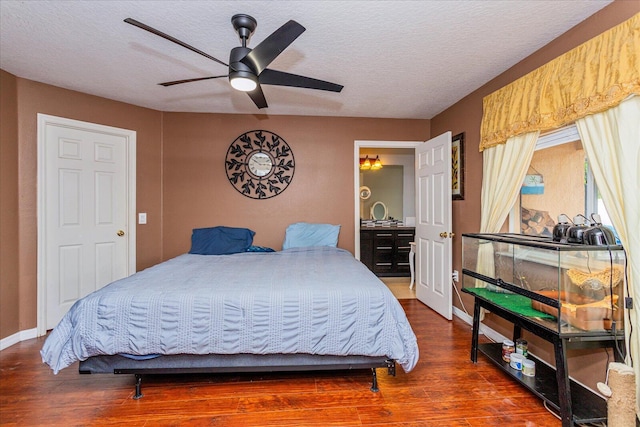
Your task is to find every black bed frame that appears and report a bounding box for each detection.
[79,353,397,399]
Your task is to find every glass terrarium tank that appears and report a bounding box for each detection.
[462,233,626,335]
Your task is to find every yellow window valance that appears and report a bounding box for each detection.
[480,13,640,151]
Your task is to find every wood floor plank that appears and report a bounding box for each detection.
[465,413,563,426]
[0,300,561,426]
[154,407,364,427]
[356,396,555,424]
[236,389,385,412]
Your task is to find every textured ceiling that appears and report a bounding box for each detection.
[0,0,612,119]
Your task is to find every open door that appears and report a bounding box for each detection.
[415,132,453,320]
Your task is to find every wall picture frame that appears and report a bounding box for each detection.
[451,132,464,200]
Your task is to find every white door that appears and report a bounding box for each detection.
[38,115,136,331]
[415,132,452,320]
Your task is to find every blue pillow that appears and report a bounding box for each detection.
[189,226,255,255]
[282,222,341,250]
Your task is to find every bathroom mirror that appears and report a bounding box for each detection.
[370,201,388,220]
[360,165,403,220]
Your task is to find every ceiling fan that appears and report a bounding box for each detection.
[124,14,343,109]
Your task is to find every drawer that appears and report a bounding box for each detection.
[373,231,395,239]
[374,251,393,264]
[396,232,415,239]
[396,247,411,257]
[396,251,411,264]
[396,242,412,252]
[396,235,414,247]
[374,237,394,248]
[360,230,373,241]
[395,262,411,273]
[373,261,394,273]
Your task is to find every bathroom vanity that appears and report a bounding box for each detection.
[360,226,415,277]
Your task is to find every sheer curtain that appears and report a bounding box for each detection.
[576,95,640,412]
[480,131,539,234]
[476,132,538,296]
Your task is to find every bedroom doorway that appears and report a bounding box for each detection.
[354,135,453,320]
[37,114,137,334]
[354,140,421,261]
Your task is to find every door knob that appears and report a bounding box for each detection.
[117,230,125,237]
[439,232,447,238]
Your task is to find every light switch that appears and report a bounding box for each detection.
[138,213,147,224]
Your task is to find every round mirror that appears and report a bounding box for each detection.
[359,186,371,200]
[370,201,388,220]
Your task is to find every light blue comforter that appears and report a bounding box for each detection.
[41,246,419,374]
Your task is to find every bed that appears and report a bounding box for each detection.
[41,225,419,398]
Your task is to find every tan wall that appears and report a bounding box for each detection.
[430,1,639,391]
[0,70,20,338]
[161,113,429,259]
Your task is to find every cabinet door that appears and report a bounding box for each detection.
[360,230,374,270]
[395,231,414,274]
[373,231,395,274]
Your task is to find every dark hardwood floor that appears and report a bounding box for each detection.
[0,300,561,426]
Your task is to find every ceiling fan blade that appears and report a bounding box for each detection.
[241,20,305,75]
[124,18,228,68]
[159,75,228,87]
[259,69,343,92]
[246,85,268,109]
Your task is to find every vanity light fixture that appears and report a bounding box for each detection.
[360,156,372,170]
[360,155,383,170]
[371,155,383,170]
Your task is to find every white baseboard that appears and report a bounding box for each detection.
[0,328,38,351]
[452,306,508,344]
[452,306,473,324]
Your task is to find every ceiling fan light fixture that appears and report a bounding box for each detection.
[230,77,257,92]
[230,72,258,92]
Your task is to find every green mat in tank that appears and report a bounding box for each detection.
[465,287,556,319]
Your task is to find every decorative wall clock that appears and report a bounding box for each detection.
[225,130,295,199]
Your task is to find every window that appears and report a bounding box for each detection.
[510,125,615,236]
